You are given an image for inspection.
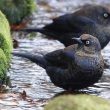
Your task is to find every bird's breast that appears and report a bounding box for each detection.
[74,55,101,72]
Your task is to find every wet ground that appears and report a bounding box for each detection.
[1,0,110,110]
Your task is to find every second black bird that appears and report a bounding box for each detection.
[13,34,104,90]
[14,5,110,49]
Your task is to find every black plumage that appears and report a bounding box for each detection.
[13,34,104,90]
[14,5,110,49]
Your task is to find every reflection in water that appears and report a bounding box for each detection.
[0,0,110,110]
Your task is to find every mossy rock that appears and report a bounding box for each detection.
[0,0,36,24]
[45,95,110,110]
[0,11,13,85]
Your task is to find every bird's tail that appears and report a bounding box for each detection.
[13,28,44,33]
[12,28,60,40]
[12,52,48,69]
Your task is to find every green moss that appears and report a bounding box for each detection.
[0,11,13,62]
[45,95,110,110]
[0,0,36,24]
[0,11,13,85]
[0,49,7,80]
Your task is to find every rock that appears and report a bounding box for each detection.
[45,94,110,110]
[0,11,13,86]
[0,0,36,25]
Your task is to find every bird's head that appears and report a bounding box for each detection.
[75,5,110,26]
[72,34,101,53]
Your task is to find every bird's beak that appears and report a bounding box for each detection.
[72,38,83,44]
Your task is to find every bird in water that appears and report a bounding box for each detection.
[14,5,110,49]
[13,34,104,90]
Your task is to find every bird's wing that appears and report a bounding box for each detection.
[44,49,68,68]
[42,14,96,46]
[44,14,96,33]
[45,47,76,68]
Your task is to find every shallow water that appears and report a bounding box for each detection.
[1,0,110,110]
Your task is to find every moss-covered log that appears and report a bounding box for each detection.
[45,94,110,110]
[0,0,36,25]
[0,11,13,85]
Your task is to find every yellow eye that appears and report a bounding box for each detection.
[86,40,90,45]
[103,13,109,18]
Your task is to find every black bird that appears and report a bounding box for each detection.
[13,34,104,90]
[14,5,110,49]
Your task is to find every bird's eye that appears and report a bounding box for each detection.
[85,40,90,45]
[103,13,109,19]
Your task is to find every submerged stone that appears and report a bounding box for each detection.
[45,94,110,110]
